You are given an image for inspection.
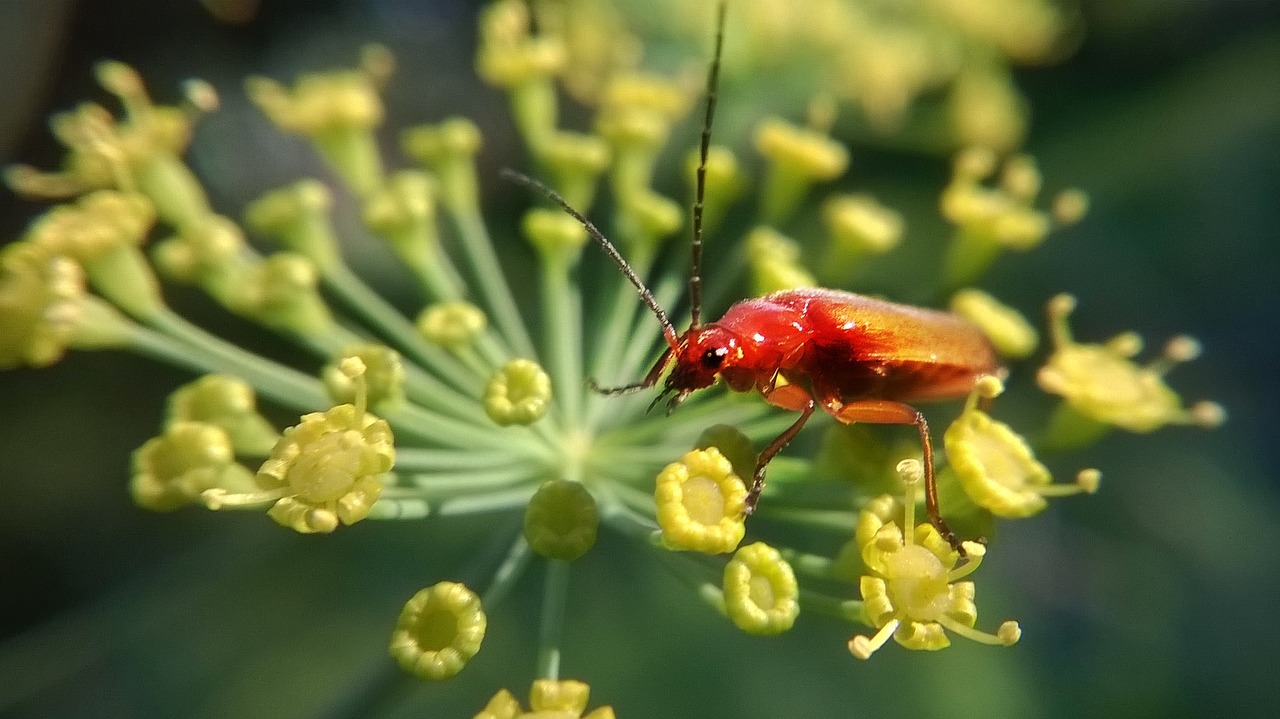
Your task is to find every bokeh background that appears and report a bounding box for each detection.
[2,1,1278,717]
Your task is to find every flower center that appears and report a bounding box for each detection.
[748,575,776,610]
[970,432,1025,489]
[415,608,460,651]
[884,544,950,622]
[288,429,365,502]
[682,475,726,525]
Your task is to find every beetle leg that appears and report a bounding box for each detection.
[823,398,965,554]
[744,391,815,514]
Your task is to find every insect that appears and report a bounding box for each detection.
[503,2,1002,549]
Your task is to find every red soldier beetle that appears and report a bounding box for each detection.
[502,2,1003,549]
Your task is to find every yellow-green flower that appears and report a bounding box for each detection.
[484,359,552,426]
[247,45,392,196]
[941,149,1084,286]
[946,376,1097,518]
[950,288,1038,359]
[722,542,799,635]
[823,193,904,257]
[166,374,281,457]
[754,116,849,224]
[389,581,487,681]
[5,61,204,203]
[417,300,488,350]
[849,461,1020,659]
[1037,293,1225,434]
[476,0,568,88]
[254,403,392,533]
[474,679,615,719]
[524,480,600,561]
[654,448,747,554]
[746,226,816,296]
[23,190,163,319]
[203,359,393,534]
[131,421,257,512]
[322,344,405,411]
[0,242,88,369]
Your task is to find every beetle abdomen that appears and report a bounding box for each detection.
[764,288,1001,404]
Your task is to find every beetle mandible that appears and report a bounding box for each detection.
[503,1,1002,549]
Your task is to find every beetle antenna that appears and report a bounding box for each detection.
[689,0,726,331]
[500,168,680,348]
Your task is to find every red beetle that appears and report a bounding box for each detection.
[504,2,1002,548]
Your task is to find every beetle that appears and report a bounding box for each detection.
[503,1,1002,549]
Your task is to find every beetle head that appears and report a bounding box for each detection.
[653,325,744,414]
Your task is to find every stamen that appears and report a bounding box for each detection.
[937,615,1020,646]
[848,617,900,660]
[201,486,286,509]
[895,458,922,545]
[946,542,987,582]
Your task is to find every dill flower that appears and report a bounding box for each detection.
[1038,294,1225,448]
[165,374,281,457]
[0,241,129,368]
[390,581,488,681]
[654,448,747,554]
[949,288,1039,359]
[946,376,1098,518]
[202,359,393,533]
[722,542,800,635]
[131,421,257,511]
[524,480,600,561]
[475,679,615,719]
[849,461,1021,659]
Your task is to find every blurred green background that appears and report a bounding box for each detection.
[2,1,1278,717]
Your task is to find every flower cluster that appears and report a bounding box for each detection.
[1,0,1222,714]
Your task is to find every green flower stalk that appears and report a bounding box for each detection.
[1,0,1224,712]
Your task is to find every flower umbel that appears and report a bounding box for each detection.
[0,2,1224,713]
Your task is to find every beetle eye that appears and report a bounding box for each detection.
[701,347,727,369]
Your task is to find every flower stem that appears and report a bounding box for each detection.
[143,310,330,409]
[483,535,533,608]
[799,590,865,624]
[536,559,571,681]
[541,257,584,428]
[450,209,537,359]
[322,262,483,392]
